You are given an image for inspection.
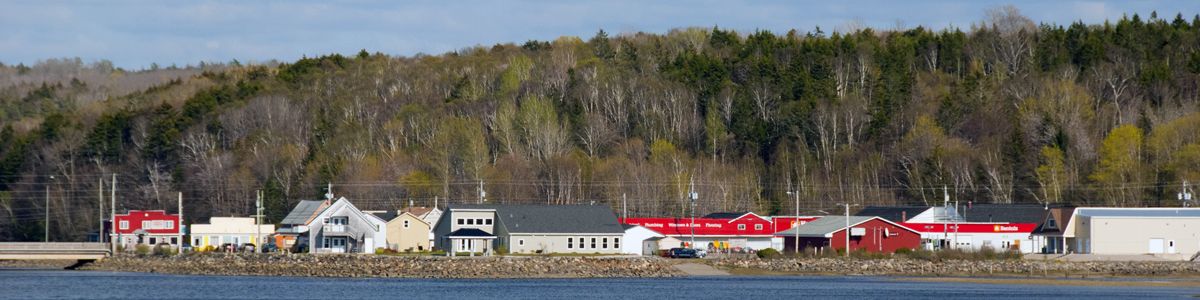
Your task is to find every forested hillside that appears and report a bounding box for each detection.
[3,8,1200,241]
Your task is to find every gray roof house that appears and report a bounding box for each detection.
[307,197,388,254]
[276,200,330,252]
[433,204,625,255]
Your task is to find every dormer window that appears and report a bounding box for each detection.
[1047,219,1057,228]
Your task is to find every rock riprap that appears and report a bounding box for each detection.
[81,254,680,278]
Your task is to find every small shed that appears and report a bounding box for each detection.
[642,236,683,256]
[622,224,663,255]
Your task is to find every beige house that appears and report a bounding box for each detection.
[433,204,625,255]
[190,217,275,251]
[1064,207,1200,259]
[373,212,431,251]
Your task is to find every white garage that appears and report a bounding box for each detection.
[1064,207,1200,258]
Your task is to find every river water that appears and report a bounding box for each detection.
[2,269,1197,299]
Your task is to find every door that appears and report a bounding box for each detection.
[1167,240,1176,254]
[1148,238,1164,254]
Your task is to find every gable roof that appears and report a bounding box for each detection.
[401,207,435,218]
[452,204,624,234]
[960,204,1048,223]
[774,216,918,238]
[369,211,399,222]
[1075,207,1200,218]
[854,206,932,222]
[447,228,495,238]
[312,197,386,226]
[704,212,750,219]
[281,200,329,225]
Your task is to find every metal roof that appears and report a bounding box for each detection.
[703,212,751,219]
[1076,208,1200,218]
[961,204,1049,223]
[854,206,932,222]
[280,200,327,225]
[369,211,399,222]
[447,228,495,238]
[774,216,876,237]
[451,204,624,234]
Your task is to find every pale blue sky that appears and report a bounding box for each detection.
[2,0,1196,69]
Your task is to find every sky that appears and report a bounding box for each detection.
[2,0,1197,69]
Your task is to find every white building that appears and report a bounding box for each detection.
[1064,207,1200,258]
[190,217,275,251]
[621,224,663,255]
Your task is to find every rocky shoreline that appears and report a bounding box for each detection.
[715,257,1200,277]
[78,253,680,278]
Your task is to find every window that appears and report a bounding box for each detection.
[119,220,129,230]
[170,237,178,245]
[754,224,763,230]
[518,239,525,246]
[194,238,201,246]
[457,218,464,225]
[166,221,175,229]
[591,238,596,249]
[330,217,348,225]
[567,238,573,249]
[1047,219,1056,228]
[403,220,410,228]
[614,238,620,249]
[476,218,484,225]
[602,238,608,249]
[737,224,746,230]
[149,237,157,245]
[485,219,492,225]
[467,219,475,225]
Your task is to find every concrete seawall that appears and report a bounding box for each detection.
[79,254,681,278]
[716,257,1200,277]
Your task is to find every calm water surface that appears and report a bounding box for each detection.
[2,269,1197,299]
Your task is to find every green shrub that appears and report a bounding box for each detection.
[756,248,781,259]
[134,244,151,256]
[893,248,912,255]
[152,244,173,256]
[495,246,508,255]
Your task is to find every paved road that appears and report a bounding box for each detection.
[673,263,730,276]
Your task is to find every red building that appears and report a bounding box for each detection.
[901,222,1039,252]
[623,212,781,250]
[775,216,920,254]
[111,210,182,250]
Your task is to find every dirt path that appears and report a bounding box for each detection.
[673,262,730,276]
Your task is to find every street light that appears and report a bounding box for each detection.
[45,175,55,242]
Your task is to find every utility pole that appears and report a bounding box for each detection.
[99,178,104,244]
[177,192,183,255]
[45,175,54,242]
[622,193,627,220]
[111,174,116,253]
[1179,181,1194,207]
[837,202,858,258]
[478,180,486,204]
[255,190,264,253]
[787,184,799,254]
[691,176,700,249]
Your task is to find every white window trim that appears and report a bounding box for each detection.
[119,220,129,230]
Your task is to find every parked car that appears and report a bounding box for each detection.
[261,243,277,253]
[668,248,698,258]
[693,248,707,258]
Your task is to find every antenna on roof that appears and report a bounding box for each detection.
[324,182,333,202]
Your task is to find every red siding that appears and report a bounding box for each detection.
[623,214,776,236]
[113,210,181,235]
[785,218,920,253]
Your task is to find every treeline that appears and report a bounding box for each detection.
[3,7,1200,241]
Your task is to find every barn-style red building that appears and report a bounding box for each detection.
[623,212,787,251]
[111,210,182,250]
[775,216,920,254]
